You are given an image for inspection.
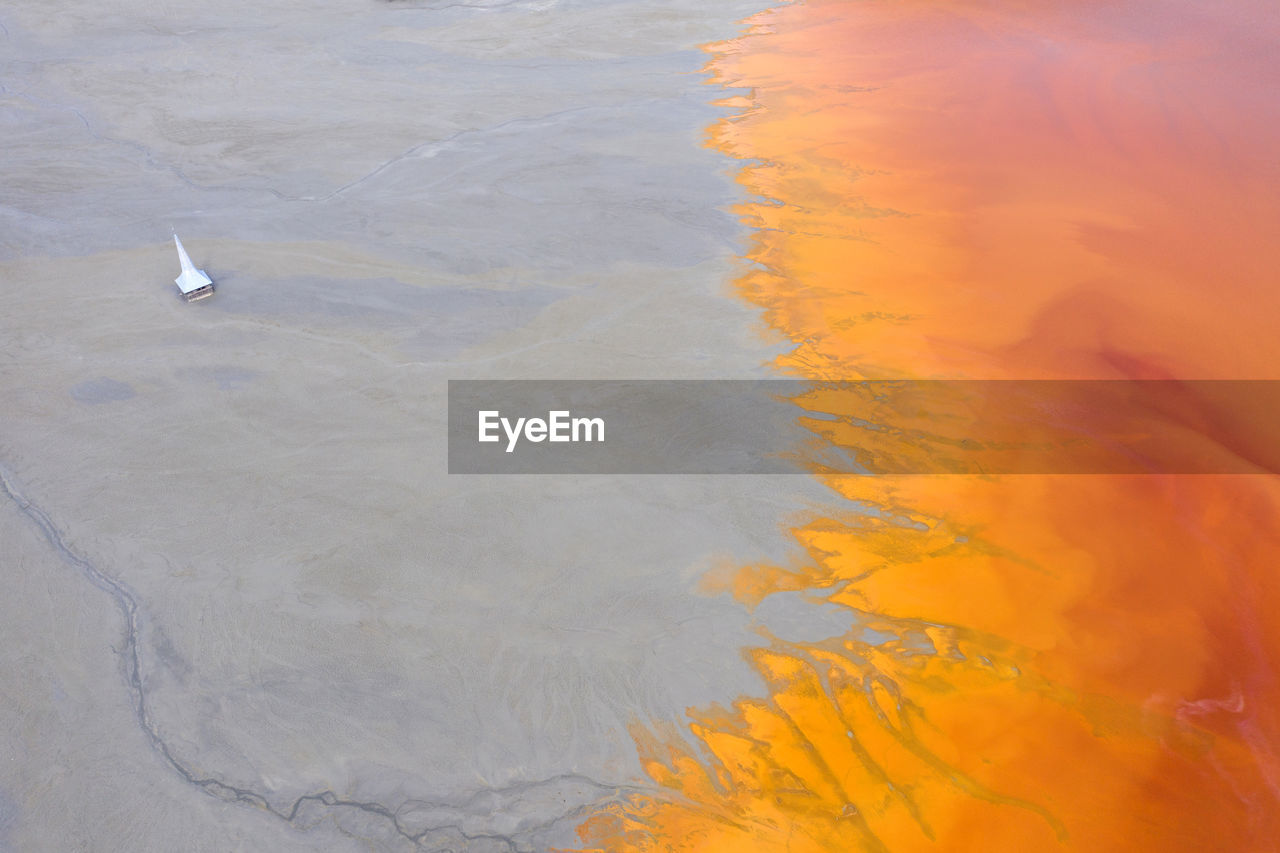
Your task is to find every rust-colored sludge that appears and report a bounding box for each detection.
[579,1,1280,850]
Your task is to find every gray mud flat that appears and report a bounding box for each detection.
[0,0,831,850]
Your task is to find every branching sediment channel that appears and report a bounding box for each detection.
[0,465,622,849]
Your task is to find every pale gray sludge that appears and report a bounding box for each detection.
[0,0,826,849]
[1,464,638,850]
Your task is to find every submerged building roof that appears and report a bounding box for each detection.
[173,234,213,295]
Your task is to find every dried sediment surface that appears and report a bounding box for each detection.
[0,0,814,849]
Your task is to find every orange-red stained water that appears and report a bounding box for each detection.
[578,1,1280,850]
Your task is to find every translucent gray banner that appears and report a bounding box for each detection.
[447,380,1280,474]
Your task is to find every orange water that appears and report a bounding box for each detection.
[578,1,1280,849]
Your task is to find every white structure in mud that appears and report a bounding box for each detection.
[172,234,214,302]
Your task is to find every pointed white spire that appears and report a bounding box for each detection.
[174,233,197,275]
[173,233,213,296]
